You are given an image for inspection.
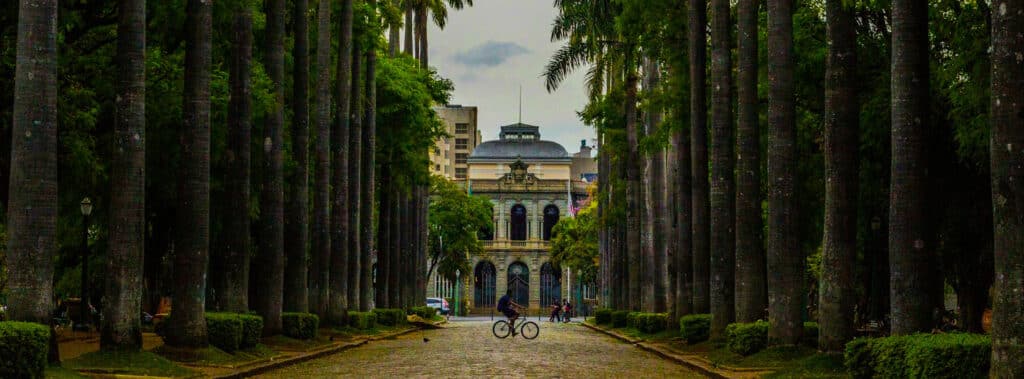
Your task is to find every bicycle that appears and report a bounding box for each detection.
[492,305,539,339]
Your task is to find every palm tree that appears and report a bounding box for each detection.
[689,0,711,315]
[989,0,1024,373]
[888,0,934,336]
[766,0,801,346]
[334,0,357,322]
[102,0,146,351]
[734,0,766,324]
[361,0,379,310]
[349,29,366,311]
[410,0,473,68]
[285,0,311,314]
[255,0,286,336]
[642,58,667,313]
[818,0,859,352]
[213,0,254,315]
[673,105,694,317]
[166,0,212,348]
[7,0,58,328]
[311,0,334,320]
[709,0,735,337]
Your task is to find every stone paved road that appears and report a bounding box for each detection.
[256,321,703,378]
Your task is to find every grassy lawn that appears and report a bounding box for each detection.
[262,334,334,351]
[64,350,197,377]
[330,324,412,339]
[44,365,89,379]
[152,344,249,366]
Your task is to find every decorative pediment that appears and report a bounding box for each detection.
[501,157,538,185]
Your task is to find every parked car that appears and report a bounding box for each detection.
[426,297,450,315]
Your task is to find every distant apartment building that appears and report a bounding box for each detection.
[431,105,481,181]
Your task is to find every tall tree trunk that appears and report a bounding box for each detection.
[167,0,212,348]
[348,34,364,311]
[643,59,667,313]
[388,1,400,57]
[213,2,253,315]
[599,133,613,308]
[416,4,428,68]
[766,0,801,346]
[734,0,766,324]
[674,114,694,317]
[312,0,334,321]
[361,6,379,310]
[255,0,286,336]
[389,189,403,308]
[818,0,859,353]
[404,5,414,55]
[624,55,643,312]
[709,0,735,337]
[689,0,711,314]
[285,0,311,314]
[103,0,146,351]
[889,0,934,336]
[377,177,391,308]
[990,0,1024,374]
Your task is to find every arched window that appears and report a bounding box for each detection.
[543,205,560,241]
[540,262,561,308]
[474,261,497,307]
[508,262,529,305]
[510,204,527,241]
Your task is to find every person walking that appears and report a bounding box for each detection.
[562,300,572,322]
[549,299,561,322]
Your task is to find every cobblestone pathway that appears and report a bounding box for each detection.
[257,321,703,378]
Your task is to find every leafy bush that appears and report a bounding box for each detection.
[372,308,407,326]
[0,321,49,379]
[281,312,319,340]
[348,311,377,330]
[205,313,244,352]
[726,321,769,356]
[845,334,990,379]
[626,312,642,329]
[679,314,711,344]
[625,312,669,334]
[802,322,819,347]
[594,308,613,325]
[611,310,630,328]
[410,306,437,319]
[236,313,263,348]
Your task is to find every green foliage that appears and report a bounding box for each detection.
[205,313,245,353]
[726,321,769,356]
[679,314,711,344]
[844,334,990,379]
[237,313,264,348]
[410,306,437,319]
[594,308,613,325]
[428,177,493,281]
[281,312,320,340]
[626,312,669,334]
[0,322,48,379]
[611,310,630,328]
[64,350,195,378]
[549,200,599,284]
[347,311,377,330]
[371,308,406,326]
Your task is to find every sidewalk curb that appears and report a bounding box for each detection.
[580,323,728,379]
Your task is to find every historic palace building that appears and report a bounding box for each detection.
[428,122,596,313]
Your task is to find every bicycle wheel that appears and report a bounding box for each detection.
[492,320,511,338]
[519,321,539,340]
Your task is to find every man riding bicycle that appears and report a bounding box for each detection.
[496,290,524,335]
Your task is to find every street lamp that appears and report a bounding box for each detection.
[455,269,461,317]
[79,197,93,330]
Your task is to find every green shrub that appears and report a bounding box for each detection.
[205,313,244,352]
[679,314,711,344]
[348,311,377,330]
[0,322,49,379]
[611,310,630,328]
[625,313,669,334]
[410,306,437,319]
[236,313,263,348]
[281,312,319,340]
[904,333,990,379]
[372,308,407,326]
[626,312,640,329]
[844,338,875,379]
[594,308,613,325]
[869,335,912,378]
[726,321,769,356]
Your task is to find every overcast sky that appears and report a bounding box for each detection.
[425,0,596,156]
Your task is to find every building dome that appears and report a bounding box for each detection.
[469,123,570,160]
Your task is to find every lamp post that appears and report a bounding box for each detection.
[455,269,461,317]
[79,197,93,329]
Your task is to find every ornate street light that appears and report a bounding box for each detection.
[455,269,461,317]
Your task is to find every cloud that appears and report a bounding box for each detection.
[452,41,530,68]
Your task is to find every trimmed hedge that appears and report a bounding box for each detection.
[844,333,990,379]
[348,311,377,330]
[372,308,407,326]
[679,314,711,344]
[626,312,669,334]
[725,321,769,356]
[626,312,641,330]
[611,310,630,328]
[594,308,613,325]
[0,321,49,379]
[410,306,437,319]
[206,313,244,352]
[237,313,263,348]
[282,312,320,340]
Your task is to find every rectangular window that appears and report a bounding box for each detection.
[455,123,469,134]
[455,138,468,150]
[455,153,468,164]
[455,168,467,179]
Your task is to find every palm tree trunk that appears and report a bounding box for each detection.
[349,34,365,310]
[167,0,212,347]
[889,0,934,336]
[990,0,1024,373]
[404,5,414,55]
[377,174,391,308]
[389,189,403,308]
[255,0,286,336]
[624,55,643,312]
[312,0,334,321]
[643,58,667,313]
[735,0,766,324]
[689,0,711,314]
[361,11,379,310]
[333,0,356,324]
[103,0,146,351]
[674,111,694,317]
[389,0,400,57]
[416,4,428,68]
[766,0,801,346]
[285,0,311,314]
[818,0,859,352]
[709,0,735,337]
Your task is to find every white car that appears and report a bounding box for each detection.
[426,297,450,315]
